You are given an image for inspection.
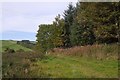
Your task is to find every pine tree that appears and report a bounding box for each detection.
[71,2,96,46]
[63,3,75,47]
[92,2,119,43]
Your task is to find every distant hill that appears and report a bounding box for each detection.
[17,40,36,49]
[0,40,32,52]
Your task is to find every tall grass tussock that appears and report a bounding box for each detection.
[50,43,118,60]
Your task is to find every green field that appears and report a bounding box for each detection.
[0,40,32,52]
[29,54,118,78]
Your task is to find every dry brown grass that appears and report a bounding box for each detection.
[49,44,118,60]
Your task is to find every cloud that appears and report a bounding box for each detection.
[2,2,69,17]
[1,2,77,40]
[2,2,77,33]
[2,15,56,32]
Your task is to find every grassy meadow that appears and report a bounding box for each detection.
[30,55,118,78]
[0,40,32,52]
[2,42,119,78]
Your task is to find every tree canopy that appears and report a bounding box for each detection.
[36,2,119,54]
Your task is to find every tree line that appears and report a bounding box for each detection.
[36,2,119,53]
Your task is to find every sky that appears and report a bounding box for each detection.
[0,1,77,41]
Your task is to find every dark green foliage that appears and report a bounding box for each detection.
[62,3,75,47]
[92,2,119,44]
[70,2,119,45]
[36,2,119,53]
[70,2,96,46]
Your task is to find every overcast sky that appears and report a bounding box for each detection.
[2,2,77,33]
[0,1,77,40]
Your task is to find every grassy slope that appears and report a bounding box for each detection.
[30,54,118,78]
[0,40,32,52]
[2,43,118,78]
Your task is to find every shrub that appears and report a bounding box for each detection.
[2,52,42,78]
[4,48,15,53]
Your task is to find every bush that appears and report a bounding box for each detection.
[4,48,15,53]
[2,52,42,78]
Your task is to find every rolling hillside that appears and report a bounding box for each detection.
[0,40,32,52]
